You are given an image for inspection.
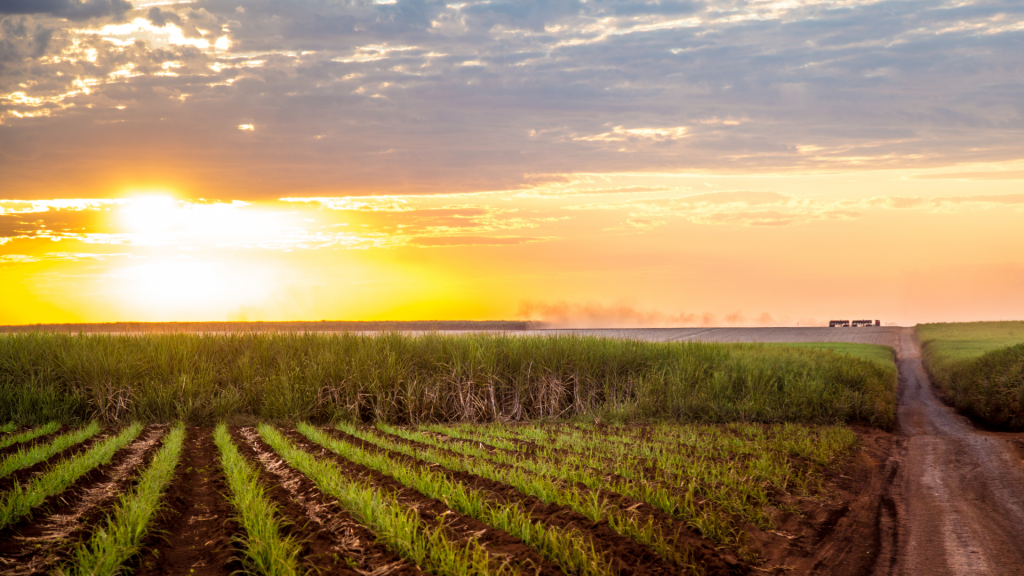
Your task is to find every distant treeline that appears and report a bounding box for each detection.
[0,320,542,334]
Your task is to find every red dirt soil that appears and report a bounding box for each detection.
[132,427,241,576]
[0,432,109,495]
[0,430,63,459]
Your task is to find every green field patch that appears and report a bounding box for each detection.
[0,422,100,480]
[918,321,1024,429]
[260,424,514,576]
[0,422,60,451]
[918,321,1024,365]
[763,343,896,371]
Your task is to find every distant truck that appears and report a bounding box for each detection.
[830,320,881,327]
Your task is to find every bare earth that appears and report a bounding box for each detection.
[533,327,1024,575]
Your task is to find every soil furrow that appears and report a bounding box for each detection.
[0,431,63,460]
[0,425,166,575]
[329,426,742,576]
[232,427,426,576]
[280,428,563,576]
[0,433,109,494]
[132,427,241,576]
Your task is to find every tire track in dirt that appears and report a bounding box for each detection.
[279,428,566,576]
[328,426,742,576]
[0,425,166,575]
[232,427,426,576]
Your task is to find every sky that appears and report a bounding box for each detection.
[1,0,1022,326]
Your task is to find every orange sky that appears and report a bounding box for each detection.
[2,1,1023,326]
[3,169,1023,326]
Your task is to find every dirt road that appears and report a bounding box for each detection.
[537,327,1024,575]
[888,328,1024,576]
[528,326,904,347]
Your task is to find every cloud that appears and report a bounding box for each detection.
[0,0,132,21]
[912,171,1024,181]
[0,254,39,263]
[571,190,1024,229]
[863,193,1024,211]
[1,0,1023,195]
[145,7,181,28]
[571,190,858,226]
[409,235,545,247]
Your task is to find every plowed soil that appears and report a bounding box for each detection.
[0,432,108,494]
[279,428,565,576]
[0,426,165,575]
[133,428,240,576]
[341,426,746,575]
[327,426,739,576]
[0,430,62,459]
[231,427,425,576]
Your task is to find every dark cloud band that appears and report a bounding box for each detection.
[0,0,132,21]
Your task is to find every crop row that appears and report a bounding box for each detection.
[0,419,858,575]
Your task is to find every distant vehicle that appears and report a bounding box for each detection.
[852,320,875,327]
[829,320,851,327]
[875,320,881,326]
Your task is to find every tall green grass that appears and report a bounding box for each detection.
[765,343,896,370]
[918,322,1024,429]
[0,332,895,428]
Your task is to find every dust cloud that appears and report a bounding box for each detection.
[517,301,783,328]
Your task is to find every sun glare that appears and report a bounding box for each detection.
[122,261,227,306]
[120,195,178,234]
